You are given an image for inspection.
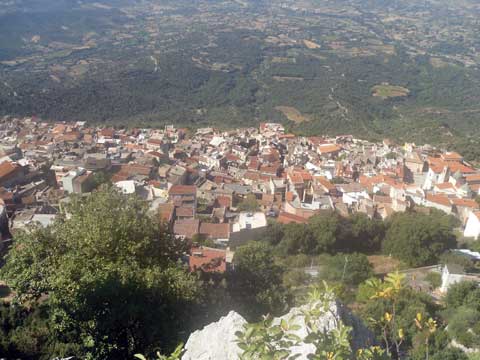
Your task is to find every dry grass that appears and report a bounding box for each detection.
[372,83,409,99]
[275,106,311,123]
[368,255,402,274]
[303,39,321,49]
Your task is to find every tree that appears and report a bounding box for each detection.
[321,253,374,287]
[360,272,437,358]
[278,223,315,255]
[1,186,200,359]
[264,221,285,247]
[237,194,260,212]
[382,212,456,267]
[444,281,480,311]
[446,306,480,348]
[308,212,342,254]
[337,213,385,253]
[228,242,288,321]
[430,348,468,360]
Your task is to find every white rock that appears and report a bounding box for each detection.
[182,301,374,360]
[182,311,247,360]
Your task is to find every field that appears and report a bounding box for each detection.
[372,84,410,99]
[1,0,480,157]
[303,39,321,49]
[275,106,311,123]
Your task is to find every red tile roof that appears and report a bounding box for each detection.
[451,198,478,209]
[189,247,226,273]
[426,194,451,207]
[277,211,309,224]
[199,222,230,239]
[174,219,199,238]
[0,161,20,179]
[169,185,196,196]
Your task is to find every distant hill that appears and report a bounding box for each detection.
[1,0,480,157]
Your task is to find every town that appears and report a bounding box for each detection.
[0,116,479,284]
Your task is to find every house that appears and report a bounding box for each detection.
[230,212,268,246]
[174,218,200,239]
[440,263,480,293]
[451,198,478,225]
[337,183,369,206]
[404,152,425,174]
[0,161,25,188]
[199,222,230,244]
[464,211,480,239]
[62,169,94,194]
[188,246,227,273]
[158,203,175,225]
[169,185,197,208]
[424,194,452,214]
[277,211,309,224]
[317,143,342,157]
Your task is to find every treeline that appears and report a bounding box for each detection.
[265,209,458,267]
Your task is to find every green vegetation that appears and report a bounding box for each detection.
[442,282,480,349]
[382,212,457,267]
[236,194,260,212]
[0,187,475,359]
[2,0,480,157]
[228,242,288,321]
[1,187,200,359]
[320,253,374,287]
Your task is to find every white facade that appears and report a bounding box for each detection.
[232,212,267,232]
[464,212,480,239]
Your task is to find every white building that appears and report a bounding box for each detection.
[232,212,267,233]
[464,211,480,239]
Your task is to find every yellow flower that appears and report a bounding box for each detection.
[384,312,392,322]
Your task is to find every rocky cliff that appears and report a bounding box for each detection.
[182,300,374,360]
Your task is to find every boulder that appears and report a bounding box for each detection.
[182,300,374,360]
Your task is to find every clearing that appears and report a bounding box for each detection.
[303,39,321,49]
[372,83,410,99]
[275,106,311,123]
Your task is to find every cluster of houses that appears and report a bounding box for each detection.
[1,117,480,275]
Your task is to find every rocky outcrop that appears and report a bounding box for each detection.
[182,311,247,360]
[182,300,374,360]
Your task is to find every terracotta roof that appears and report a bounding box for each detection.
[466,174,480,183]
[451,198,478,209]
[426,194,451,207]
[176,206,195,218]
[199,222,230,239]
[174,219,199,238]
[147,138,163,145]
[189,246,226,273]
[158,203,175,223]
[441,152,463,161]
[277,211,309,224]
[435,182,454,190]
[318,143,342,154]
[0,161,20,179]
[169,185,196,196]
[215,195,232,208]
[117,164,152,177]
[315,176,336,192]
[448,162,475,174]
[285,191,295,202]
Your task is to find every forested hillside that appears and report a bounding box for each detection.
[1,0,480,153]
